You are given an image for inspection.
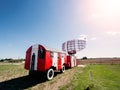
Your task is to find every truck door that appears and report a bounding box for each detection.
[31,53,35,70]
[58,53,62,70]
[30,44,38,70]
[52,52,58,69]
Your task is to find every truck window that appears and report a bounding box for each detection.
[50,52,54,58]
[62,54,64,58]
[39,48,45,58]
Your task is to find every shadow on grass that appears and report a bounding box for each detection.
[0,75,47,90]
[0,72,63,90]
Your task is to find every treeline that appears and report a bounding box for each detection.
[0,58,25,63]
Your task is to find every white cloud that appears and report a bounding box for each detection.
[77,34,87,41]
[106,31,120,36]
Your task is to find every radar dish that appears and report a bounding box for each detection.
[62,39,86,55]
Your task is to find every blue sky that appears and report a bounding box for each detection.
[0,0,120,59]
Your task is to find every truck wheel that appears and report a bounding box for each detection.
[60,65,65,73]
[47,68,54,80]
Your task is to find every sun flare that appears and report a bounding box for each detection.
[96,0,120,16]
[83,0,120,31]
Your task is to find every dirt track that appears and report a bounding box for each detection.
[30,67,84,90]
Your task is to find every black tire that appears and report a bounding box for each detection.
[60,65,65,73]
[47,68,54,80]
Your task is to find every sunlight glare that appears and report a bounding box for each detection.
[86,0,120,32]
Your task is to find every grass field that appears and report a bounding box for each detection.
[0,63,120,90]
[0,63,28,81]
[0,63,82,90]
[60,64,120,90]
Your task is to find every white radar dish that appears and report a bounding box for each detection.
[62,38,86,55]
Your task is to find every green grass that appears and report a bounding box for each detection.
[0,64,27,81]
[60,64,120,90]
[0,64,29,90]
[1,63,120,90]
